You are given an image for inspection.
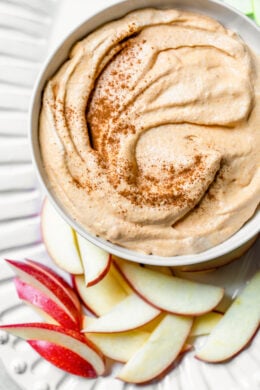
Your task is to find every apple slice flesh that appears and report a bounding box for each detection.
[82,293,160,333]
[25,302,58,325]
[82,315,190,363]
[196,271,260,362]
[87,331,149,363]
[190,312,223,337]
[0,323,105,376]
[84,324,150,363]
[117,314,193,384]
[41,199,83,274]
[14,278,79,330]
[110,259,133,294]
[25,259,81,312]
[73,265,127,316]
[137,314,165,333]
[76,233,111,287]
[115,260,224,315]
[6,259,80,325]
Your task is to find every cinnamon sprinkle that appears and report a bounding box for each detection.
[85,33,208,210]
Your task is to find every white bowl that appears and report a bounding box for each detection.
[30,0,260,270]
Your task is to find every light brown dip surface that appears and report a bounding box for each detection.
[40,8,260,256]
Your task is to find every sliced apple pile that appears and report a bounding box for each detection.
[2,254,260,382]
[0,197,259,383]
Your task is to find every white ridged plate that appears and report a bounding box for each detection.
[0,1,259,390]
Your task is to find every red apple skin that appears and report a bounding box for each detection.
[181,344,193,354]
[86,254,112,288]
[0,323,104,362]
[25,258,81,312]
[5,259,81,324]
[71,275,99,317]
[28,339,98,377]
[14,278,79,330]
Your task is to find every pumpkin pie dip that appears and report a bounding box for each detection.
[40,8,260,256]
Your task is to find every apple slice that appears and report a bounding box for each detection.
[6,259,80,325]
[195,271,260,362]
[0,323,105,377]
[14,278,79,330]
[41,199,83,274]
[117,314,193,384]
[190,312,223,337]
[76,233,111,287]
[115,259,224,316]
[25,259,81,311]
[82,293,160,333]
[73,265,127,316]
[82,318,150,363]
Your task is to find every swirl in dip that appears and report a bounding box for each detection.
[40,9,260,256]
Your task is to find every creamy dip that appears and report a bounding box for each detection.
[40,8,260,256]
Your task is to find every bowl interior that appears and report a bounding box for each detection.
[30,0,260,266]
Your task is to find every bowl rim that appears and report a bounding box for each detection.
[29,0,260,266]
